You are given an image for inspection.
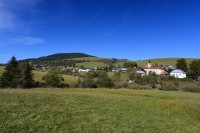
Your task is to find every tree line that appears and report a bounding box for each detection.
[1,56,200,90]
[176,58,200,80]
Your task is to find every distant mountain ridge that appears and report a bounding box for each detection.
[20,53,95,62]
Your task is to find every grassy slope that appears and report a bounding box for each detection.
[74,58,198,68]
[33,70,77,84]
[76,62,108,68]
[69,57,104,61]
[136,58,197,67]
[0,89,200,132]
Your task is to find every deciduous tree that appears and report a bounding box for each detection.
[176,58,188,72]
[189,60,200,80]
[42,70,64,87]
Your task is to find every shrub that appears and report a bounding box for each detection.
[114,82,128,89]
[160,83,178,91]
[34,81,46,88]
[97,77,114,88]
[182,87,200,93]
[167,76,176,81]
[135,75,148,85]
[81,78,97,88]
[42,70,64,87]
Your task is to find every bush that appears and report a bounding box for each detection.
[42,70,64,87]
[81,78,97,88]
[114,82,128,89]
[57,83,70,88]
[97,77,114,88]
[34,81,46,88]
[182,86,200,93]
[160,83,178,91]
[135,75,148,85]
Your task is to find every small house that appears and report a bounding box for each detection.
[170,69,186,78]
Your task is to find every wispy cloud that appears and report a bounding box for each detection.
[12,36,46,45]
[0,0,46,46]
[0,0,43,30]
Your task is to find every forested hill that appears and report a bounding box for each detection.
[20,53,94,62]
[19,53,95,66]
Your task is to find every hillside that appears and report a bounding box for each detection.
[136,58,198,67]
[19,53,95,67]
[20,53,94,62]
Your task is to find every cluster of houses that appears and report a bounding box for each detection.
[142,60,186,78]
[112,60,186,79]
[32,60,187,79]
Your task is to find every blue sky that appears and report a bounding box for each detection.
[0,0,200,63]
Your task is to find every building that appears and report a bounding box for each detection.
[136,70,146,76]
[144,60,168,75]
[170,69,186,78]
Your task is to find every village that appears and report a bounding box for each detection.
[33,59,187,79]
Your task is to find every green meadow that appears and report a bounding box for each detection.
[0,89,200,132]
[136,58,197,67]
[76,62,108,68]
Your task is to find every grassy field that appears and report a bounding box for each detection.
[0,68,77,84]
[68,57,104,61]
[76,62,108,68]
[33,70,78,84]
[0,89,200,132]
[136,58,198,67]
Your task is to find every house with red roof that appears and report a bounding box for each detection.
[144,60,168,75]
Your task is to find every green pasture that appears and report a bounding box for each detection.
[0,89,200,132]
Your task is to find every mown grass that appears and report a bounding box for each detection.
[0,89,200,133]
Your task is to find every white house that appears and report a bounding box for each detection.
[136,70,146,76]
[78,68,91,72]
[170,69,186,78]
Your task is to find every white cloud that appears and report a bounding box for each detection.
[12,36,46,45]
[0,0,43,30]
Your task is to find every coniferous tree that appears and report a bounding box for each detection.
[21,63,34,88]
[176,58,188,72]
[2,56,22,88]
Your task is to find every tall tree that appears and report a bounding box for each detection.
[189,60,200,80]
[21,63,34,88]
[176,58,188,72]
[2,56,22,88]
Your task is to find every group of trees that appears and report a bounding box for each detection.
[0,56,34,88]
[1,56,200,89]
[176,58,200,80]
[80,71,114,88]
[0,56,67,88]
